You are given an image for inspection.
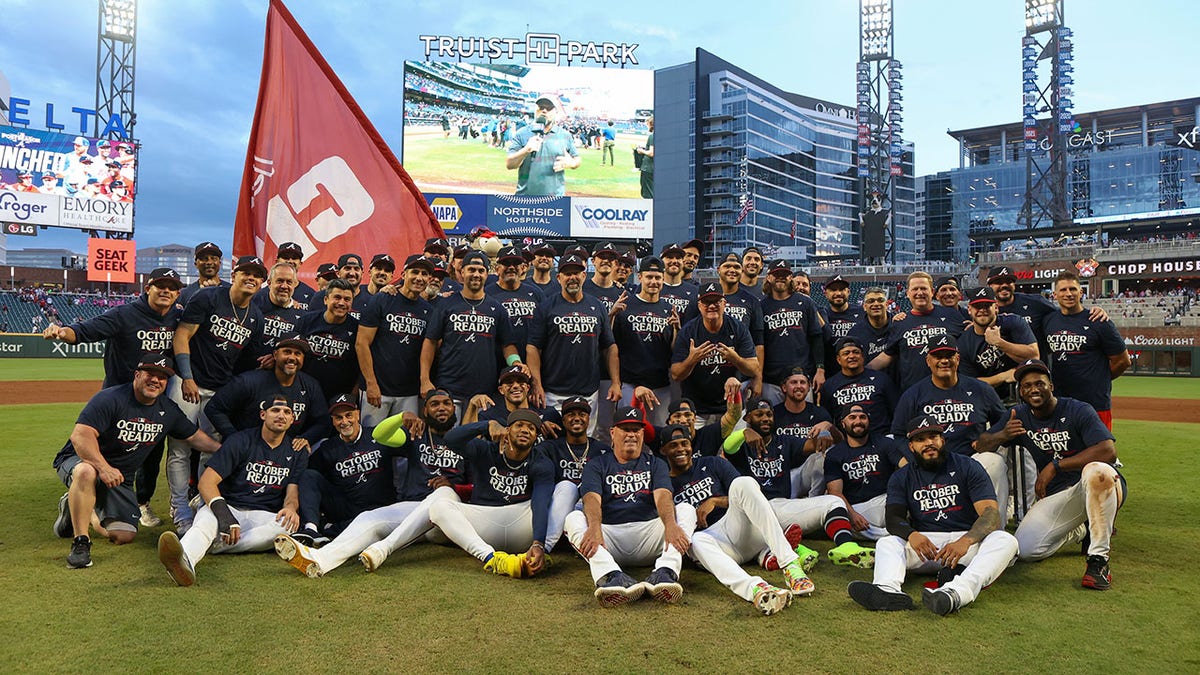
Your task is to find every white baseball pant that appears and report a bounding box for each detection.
[972,451,1010,524]
[769,494,843,535]
[359,393,420,427]
[620,383,672,426]
[790,452,827,498]
[689,477,800,601]
[305,494,444,573]
[428,487,535,561]
[180,503,288,566]
[166,377,216,526]
[545,480,581,553]
[847,493,889,540]
[872,530,1018,608]
[1016,462,1123,561]
[564,503,698,583]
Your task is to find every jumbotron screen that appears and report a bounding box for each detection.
[401,61,653,240]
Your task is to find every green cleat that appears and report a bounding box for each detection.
[828,541,876,569]
[794,543,820,572]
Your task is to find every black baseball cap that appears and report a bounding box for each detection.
[328,392,358,412]
[564,245,589,259]
[613,406,646,427]
[682,238,705,255]
[987,266,1016,283]
[507,408,542,427]
[834,336,864,353]
[273,333,310,354]
[260,393,294,411]
[404,254,434,273]
[316,263,338,280]
[520,246,536,263]
[194,241,222,257]
[136,353,175,378]
[498,365,531,384]
[338,253,364,269]
[427,257,448,278]
[452,244,471,258]
[660,243,685,258]
[558,254,587,274]
[370,253,396,271]
[968,287,997,305]
[593,242,619,258]
[766,259,792,276]
[1014,358,1051,381]
[233,255,268,278]
[906,414,945,439]
[839,403,870,420]
[496,245,525,265]
[535,96,556,110]
[560,395,592,416]
[742,246,762,257]
[825,274,849,289]
[926,334,957,355]
[460,250,489,269]
[698,282,724,302]
[718,253,742,266]
[639,256,664,273]
[668,398,696,414]
[147,268,183,290]
[746,398,772,412]
[659,424,692,446]
[422,388,453,405]
[935,276,959,291]
[277,242,304,259]
[532,241,557,256]
[618,251,636,267]
[424,238,450,255]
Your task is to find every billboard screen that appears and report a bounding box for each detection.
[402,61,653,239]
[0,126,137,233]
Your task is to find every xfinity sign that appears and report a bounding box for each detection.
[419,33,639,67]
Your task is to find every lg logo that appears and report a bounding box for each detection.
[258,156,375,258]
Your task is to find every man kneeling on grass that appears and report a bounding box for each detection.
[157,395,306,586]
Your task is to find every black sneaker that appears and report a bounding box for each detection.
[847,581,914,611]
[53,492,73,538]
[1082,555,1112,591]
[593,570,644,608]
[67,536,92,569]
[936,564,967,588]
[292,527,318,547]
[644,567,683,604]
[922,587,962,616]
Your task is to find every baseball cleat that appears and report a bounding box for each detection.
[794,543,820,572]
[759,524,804,570]
[1082,555,1112,591]
[594,571,645,608]
[782,559,815,597]
[139,504,163,528]
[934,564,966,589]
[483,551,526,578]
[157,532,195,587]
[751,582,793,616]
[67,536,92,569]
[643,567,684,604]
[274,534,323,578]
[828,541,876,569]
[291,527,319,548]
[922,587,962,616]
[359,544,387,573]
[54,492,73,538]
[847,581,914,611]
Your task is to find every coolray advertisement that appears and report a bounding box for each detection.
[402,60,652,239]
[0,126,137,233]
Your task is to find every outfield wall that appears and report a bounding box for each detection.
[0,334,105,358]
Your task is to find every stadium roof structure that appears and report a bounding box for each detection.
[947,96,1200,146]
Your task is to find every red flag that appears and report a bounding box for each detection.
[233,0,440,280]
[790,213,797,243]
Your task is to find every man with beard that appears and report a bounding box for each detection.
[465,366,561,433]
[664,425,813,614]
[791,270,812,296]
[612,256,679,424]
[583,242,625,315]
[43,268,184,527]
[823,404,909,542]
[985,266,1109,363]
[723,399,873,571]
[276,389,468,575]
[528,241,560,297]
[739,246,765,298]
[247,262,307,363]
[205,334,329,445]
[847,414,1018,616]
[820,337,898,436]
[659,244,699,320]
[773,369,838,499]
[169,255,267,533]
[760,260,824,403]
[485,245,544,360]
[956,287,1038,401]
[536,397,610,554]
[891,335,1011,520]
[820,275,864,373]
[296,279,360,399]
[680,238,704,283]
[357,255,435,425]
[310,254,371,320]
[565,407,697,607]
[868,272,965,390]
[52,355,220,569]
[179,242,229,305]
[506,96,581,197]
[976,359,1125,590]
[846,287,892,362]
[157,395,307,586]
[421,251,519,418]
[671,283,759,424]
[431,409,555,577]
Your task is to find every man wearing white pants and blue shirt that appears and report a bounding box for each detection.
[611,256,679,426]
[565,407,696,607]
[848,414,1018,615]
[535,396,609,553]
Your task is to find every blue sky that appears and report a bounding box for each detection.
[2,0,1197,253]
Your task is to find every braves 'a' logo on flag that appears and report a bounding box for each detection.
[233,0,440,281]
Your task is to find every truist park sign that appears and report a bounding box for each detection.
[419,33,639,67]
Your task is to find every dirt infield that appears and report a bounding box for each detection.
[1,380,1195,423]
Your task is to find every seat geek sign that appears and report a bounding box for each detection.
[87,237,136,283]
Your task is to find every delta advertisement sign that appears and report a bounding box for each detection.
[0,126,137,233]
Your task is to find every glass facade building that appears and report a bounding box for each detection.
[654,49,916,267]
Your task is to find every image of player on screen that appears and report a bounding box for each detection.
[505,96,581,197]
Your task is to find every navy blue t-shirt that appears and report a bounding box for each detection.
[535,437,610,484]
[207,427,308,512]
[891,376,1007,456]
[397,431,467,502]
[887,452,995,532]
[359,291,432,397]
[425,293,514,399]
[309,287,372,321]
[485,281,544,360]
[1000,292,1057,340]
[580,450,672,524]
[613,295,676,389]
[739,281,765,299]
[773,402,833,441]
[254,280,315,312]
[308,426,396,511]
[660,282,699,325]
[671,316,756,414]
[528,293,614,396]
[647,421,722,459]
[204,369,328,442]
[670,455,742,527]
[53,384,197,478]
[761,292,823,383]
[1042,310,1125,411]
[725,433,806,500]
[821,306,866,372]
[846,318,891,363]
[582,278,624,316]
[881,305,966,390]
[722,288,764,346]
[824,434,908,505]
[820,369,898,436]
[69,296,180,387]
[444,423,555,507]
[957,313,1037,384]
[990,396,1115,496]
[180,279,231,306]
[296,310,360,398]
[249,296,307,360]
[180,287,264,391]
[531,276,561,298]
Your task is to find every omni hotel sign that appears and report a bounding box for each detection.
[419,33,639,67]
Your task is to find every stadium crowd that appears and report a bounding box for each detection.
[45,238,1130,616]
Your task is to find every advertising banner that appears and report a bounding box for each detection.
[87,237,136,283]
[569,197,652,239]
[486,194,570,237]
[423,192,488,235]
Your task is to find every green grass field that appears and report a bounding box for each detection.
[403,126,647,198]
[2,389,1198,671]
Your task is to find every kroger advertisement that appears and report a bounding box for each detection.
[0,126,138,233]
[402,60,653,240]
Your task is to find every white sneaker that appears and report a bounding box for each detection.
[139,504,163,528]
[359,544,387,573]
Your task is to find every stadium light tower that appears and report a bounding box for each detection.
[856,0,903,264]
[1020,0,1073,232]
[95,0,138,239]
